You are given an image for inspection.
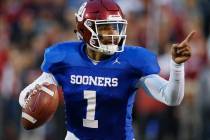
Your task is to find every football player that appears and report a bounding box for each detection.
[19,0,195,139]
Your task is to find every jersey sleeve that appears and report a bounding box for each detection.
[129,47,160,77]
[41,44,66,73]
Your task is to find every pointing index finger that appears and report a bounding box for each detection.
[184,31,196,43]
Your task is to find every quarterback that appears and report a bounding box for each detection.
[19,0,195,139]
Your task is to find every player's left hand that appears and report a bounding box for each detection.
[171,31,196,64]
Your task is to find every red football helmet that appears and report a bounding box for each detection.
[75,0,127,55]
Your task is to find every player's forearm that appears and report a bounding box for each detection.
[138,59,184,106]
[19,72,57,108]
[164,59,184,105]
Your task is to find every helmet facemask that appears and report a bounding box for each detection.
[84,19,127,55]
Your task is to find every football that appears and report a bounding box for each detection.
[21,84,59,130]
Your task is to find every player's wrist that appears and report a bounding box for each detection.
[170,59,184,81]
[170,59,184,77]
[171,59,184,68]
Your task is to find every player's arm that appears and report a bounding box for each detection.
[19,72,58,108]
[137,31,195,106]
[137,60,184,106]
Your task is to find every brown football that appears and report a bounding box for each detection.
[21,84,59,130]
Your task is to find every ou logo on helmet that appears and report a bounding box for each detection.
[76,2,87,22]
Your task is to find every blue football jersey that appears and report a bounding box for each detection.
[41,41,160,140]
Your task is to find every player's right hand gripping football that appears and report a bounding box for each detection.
[24,83,49,107]
[171,31,196,64]
[24,84,42,107]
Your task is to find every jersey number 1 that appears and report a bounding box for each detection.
[83,90,98,128]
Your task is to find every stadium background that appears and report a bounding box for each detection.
[0,0,210,140]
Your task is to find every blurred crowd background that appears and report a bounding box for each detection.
[0,0,210,140]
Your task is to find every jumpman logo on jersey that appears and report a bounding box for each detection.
[113,57,120,64]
